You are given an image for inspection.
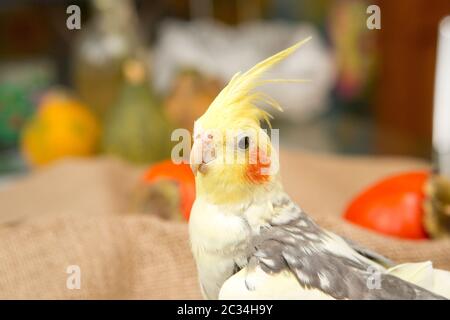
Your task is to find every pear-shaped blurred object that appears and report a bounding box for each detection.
[101,60,172,164]
[72,0,143,119]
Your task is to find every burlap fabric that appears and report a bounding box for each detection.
[0,150,448,299]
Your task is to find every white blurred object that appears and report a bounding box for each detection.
[152,20,336,121]
[433,16,450,176]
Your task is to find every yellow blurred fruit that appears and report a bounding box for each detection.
[21,91,100,166]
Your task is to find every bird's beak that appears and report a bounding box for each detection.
[190,138,216,176]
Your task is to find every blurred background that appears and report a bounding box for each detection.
[0,0,449,181]
[2,1,450,299]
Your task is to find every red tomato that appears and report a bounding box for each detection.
[143,160,195,221]
[343,171,429,240]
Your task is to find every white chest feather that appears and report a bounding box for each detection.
[189,198,250,256]
[189,196,273,299]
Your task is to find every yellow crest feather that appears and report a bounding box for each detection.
[199,37,312,129]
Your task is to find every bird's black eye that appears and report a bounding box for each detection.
[238,136,250,150]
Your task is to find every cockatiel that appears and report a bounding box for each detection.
[188,38,450,300]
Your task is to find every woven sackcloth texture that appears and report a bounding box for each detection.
[0,150,448,299]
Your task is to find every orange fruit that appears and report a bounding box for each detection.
[21,91,100,166]
[344,171,429,240]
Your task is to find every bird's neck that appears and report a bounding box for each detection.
[196,173,283,207]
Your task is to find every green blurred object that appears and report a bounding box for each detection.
[0,84,34,149]
[101,59,173,164]
[0,149,27,176]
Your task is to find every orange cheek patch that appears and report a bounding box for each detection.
[246,147,271,184]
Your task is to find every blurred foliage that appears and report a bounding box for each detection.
[0,84,34,149]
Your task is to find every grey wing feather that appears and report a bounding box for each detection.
[342,237,394,268]
[246,194,445,300]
